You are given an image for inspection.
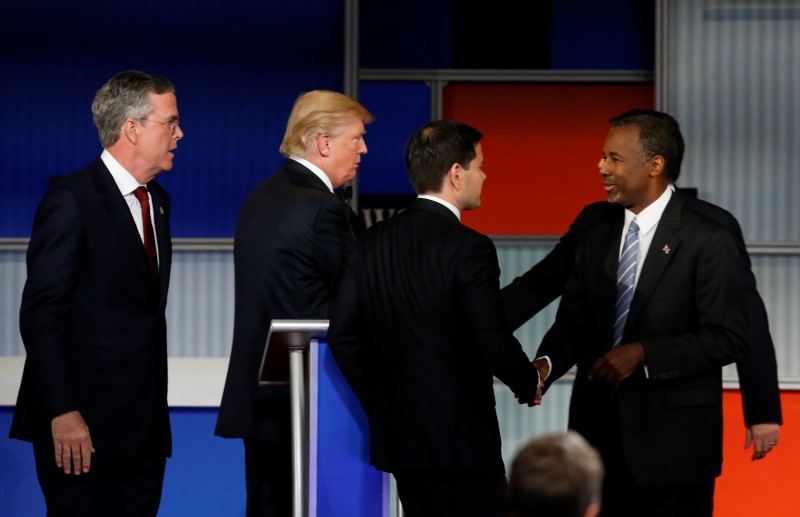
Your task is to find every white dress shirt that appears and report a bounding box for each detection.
[290,156,334,193]
[418,194,461,220]
[100,149,159,264]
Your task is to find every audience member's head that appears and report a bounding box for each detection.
[507,431,604,517]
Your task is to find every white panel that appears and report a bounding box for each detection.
[2,244,799,387]
[664,0,800,242]
[166,251,235,357]
[0,250,26,356]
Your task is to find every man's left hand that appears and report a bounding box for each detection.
[745,423,780,461]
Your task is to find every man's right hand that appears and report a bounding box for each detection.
[51,410,95,475]
[520,359,550,406]
[533,358,550,385]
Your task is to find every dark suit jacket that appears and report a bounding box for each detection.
[536,194,748,486]
[328,198,538,473]
[10,157,172,458]
[215,159,362,440]
[502,192,782,427]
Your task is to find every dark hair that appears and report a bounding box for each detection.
[609,109,685,183]
[404,120,483,194]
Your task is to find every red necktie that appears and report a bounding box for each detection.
[132,186,159,284]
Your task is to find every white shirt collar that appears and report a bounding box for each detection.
[289,156,334,193]
[418,194,460,221]
[100,149,145,195]
[624,187,672,236]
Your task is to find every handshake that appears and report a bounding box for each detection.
[519,358,550,407]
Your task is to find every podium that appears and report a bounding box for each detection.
[260,320,390,517]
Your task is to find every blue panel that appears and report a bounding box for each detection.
[360,0,452,68]
[357,82,431,195]
[315,341,386,516]
[159,408,246,516]
[550,0,655,70]
[0,406,245,516]
[0,407,46,514]
[1,0,345,238]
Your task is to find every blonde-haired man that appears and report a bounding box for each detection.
[216,90,372,516]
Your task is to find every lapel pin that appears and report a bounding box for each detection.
[159,207,165,215]
[662,245,671,255]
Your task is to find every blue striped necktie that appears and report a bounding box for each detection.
[612,219,639,348]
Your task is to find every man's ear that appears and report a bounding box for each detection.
[123,119,138,144]
[447,163,463,191]
[316,135,331,157]
[649,155,666,177]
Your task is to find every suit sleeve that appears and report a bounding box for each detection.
[501,205,593,330]
[720,214,783,425]
[535,240,593,386]
[19,187,83,421]
[457,234,539,401]
[327,253,372,410]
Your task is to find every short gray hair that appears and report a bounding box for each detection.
[91,70,175,148]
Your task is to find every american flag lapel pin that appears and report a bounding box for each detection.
[662,245,671,254]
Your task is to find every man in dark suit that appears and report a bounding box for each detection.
[328,120,541,517]
[215,90,372,516]
[10,70,182,516]
[531,110,748,516]
[502,191,782,462]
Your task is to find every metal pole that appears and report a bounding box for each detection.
[268,320,329,517]
[343,0,361,212]
[655,0,670,112]
[290,345,307,517]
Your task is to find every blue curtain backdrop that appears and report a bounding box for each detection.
[1,0,652,238]
[0,0,346,237]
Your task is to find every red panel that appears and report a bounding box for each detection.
[442,83,655,235]
[716,390,798,516]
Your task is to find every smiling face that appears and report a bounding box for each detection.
[323,114,368,188]
[135,92,183,182]
[598,126,664,214]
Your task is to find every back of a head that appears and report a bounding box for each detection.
[404,119,483,194]
[91,70,175,149]
[609,108,685,183]
[507,431,604,517]
[279,90,373,158]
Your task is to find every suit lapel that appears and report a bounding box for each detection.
[90,158,162,293]
[626,196,683,330]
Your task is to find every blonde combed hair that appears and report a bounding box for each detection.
[279,90,373,158]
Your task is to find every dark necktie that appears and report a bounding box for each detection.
[132,186,159,284]
[612,219,639,348]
